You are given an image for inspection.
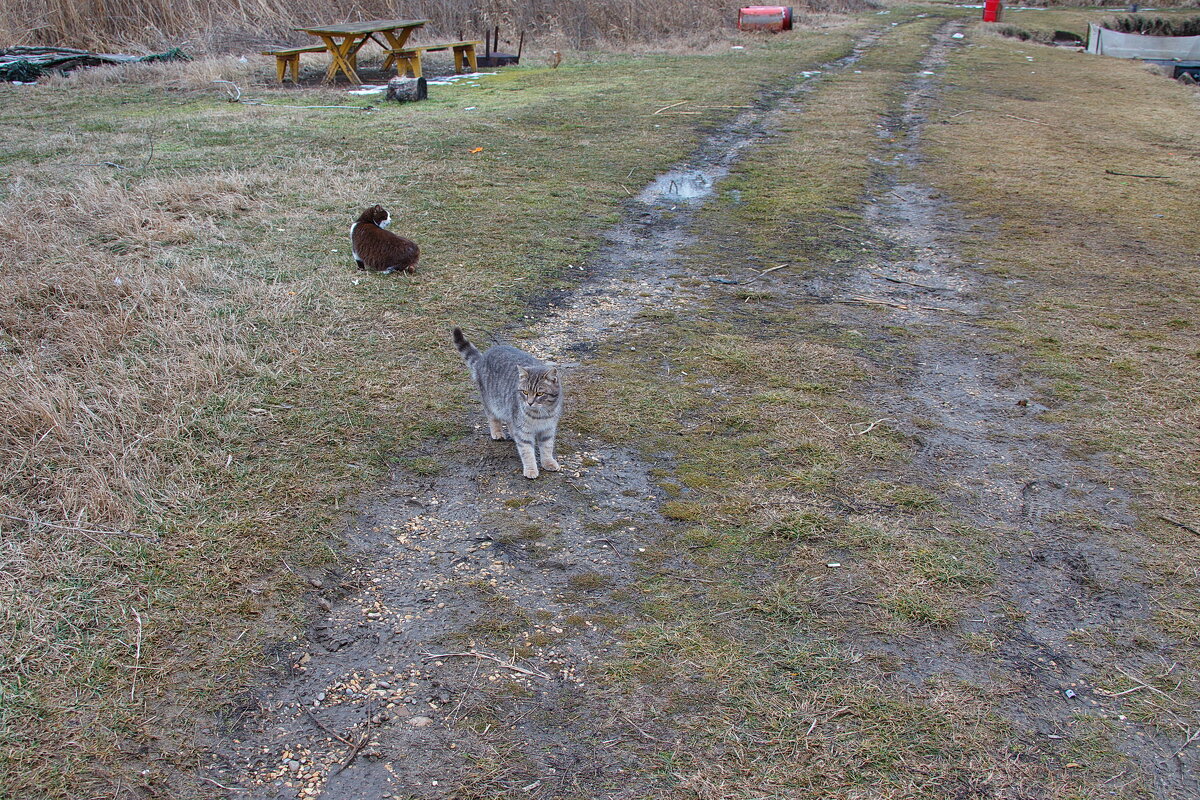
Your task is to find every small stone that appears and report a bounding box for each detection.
[407,716,434,727]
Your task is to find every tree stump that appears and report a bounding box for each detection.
[386,76,427,102]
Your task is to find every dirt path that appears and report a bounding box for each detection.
[202,20,1195,800]
[804,23,1196,798]
[203,28,891,800]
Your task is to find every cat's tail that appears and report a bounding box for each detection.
[452,327,482,369]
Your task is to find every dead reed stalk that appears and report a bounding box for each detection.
[1,0,873,53]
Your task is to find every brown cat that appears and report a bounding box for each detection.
[350,205,419,274]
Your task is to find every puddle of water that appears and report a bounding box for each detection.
[635,167,727,204]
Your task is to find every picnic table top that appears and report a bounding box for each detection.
[295,18,427,36]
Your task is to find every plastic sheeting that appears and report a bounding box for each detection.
[0,46,188,82]
[1087,24,1200,60]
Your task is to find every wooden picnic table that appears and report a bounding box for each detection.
[294,18,427,84]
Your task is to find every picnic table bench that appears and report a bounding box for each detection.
[261,44,327,83]
[386,39,483,78]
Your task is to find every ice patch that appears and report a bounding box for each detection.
[426,72,498,85]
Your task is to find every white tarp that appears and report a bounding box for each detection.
[1087,23,1200,60]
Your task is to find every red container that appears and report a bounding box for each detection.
[738,6,794,32]
[982,0,1002,22]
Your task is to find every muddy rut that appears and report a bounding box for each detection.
[203,20,1195,800]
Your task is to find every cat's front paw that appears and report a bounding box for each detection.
[541,457,561,472]
[523,465,540,479]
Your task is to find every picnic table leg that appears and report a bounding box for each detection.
[275,56,287,84]
[323,34,364,83]
[379,28,419,77]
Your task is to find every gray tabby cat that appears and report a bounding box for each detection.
[453,328,563,479]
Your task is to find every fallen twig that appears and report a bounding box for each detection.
[1113,665,1175,701]
[850,418,893,436]
[655,105,752,115]
[130,608,143,702]
[422,650,549,679]
[597,537,623,557]
[1159,515,1200,537]
[200,776,247,792]
[920,304,973,315]
[448,660,481,720]
[252,102,374,111]
[948,109,1050,126]
[834,296,909,310]
[141,129,155,169]
[333,699,373,775]
[651,100,688,115]
[0,512,149,539]
[1105,169,1170,179]
[881,275,941,290]
[1172,728,1200,759]
[1094,683,1150,698]
[621,714,663,741]
[759,264,789,276]
[301,707,355,747]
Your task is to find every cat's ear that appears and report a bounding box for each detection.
[516,365,529,386]
[545,366,560,382]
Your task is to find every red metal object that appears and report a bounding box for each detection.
[738,6,793,32]
[983,0,1002,22]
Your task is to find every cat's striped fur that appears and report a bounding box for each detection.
[453,328,562,479]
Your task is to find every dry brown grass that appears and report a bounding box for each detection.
[2,0,875,53]
[0,168,319,721]
[36,53,267,87]
[924,10,1200,757]
[1,172,285,528]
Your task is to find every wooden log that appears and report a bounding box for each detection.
[385,76,427,102]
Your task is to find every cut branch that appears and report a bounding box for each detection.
[422,651,549,679]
